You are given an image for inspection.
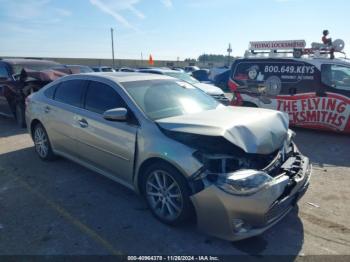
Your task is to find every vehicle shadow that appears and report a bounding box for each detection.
[0,145,305,256]
[231,207,304,258]
[292,127,350,168]
[0,116,27,137]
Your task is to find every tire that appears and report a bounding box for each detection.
[15,103,26,128]
[142,162,194,225]
[32,123,56,161]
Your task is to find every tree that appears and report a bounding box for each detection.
[198,54,229,63]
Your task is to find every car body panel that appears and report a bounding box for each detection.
[26,72,310,241]
[191,155,311,241]
[193,82,224,95]
[156,106,289,154]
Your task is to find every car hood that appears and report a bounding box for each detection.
[193,82,224,95]
[156,106,289,154]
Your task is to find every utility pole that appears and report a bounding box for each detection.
[111,28,115,68]
[227,43,232,66]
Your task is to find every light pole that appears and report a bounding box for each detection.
[227,43,232,66]
[111,28,115,68]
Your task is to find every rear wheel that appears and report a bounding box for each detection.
[142,163,194,225]
[33,123,56,161]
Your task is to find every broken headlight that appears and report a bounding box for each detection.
[216,169,272,195]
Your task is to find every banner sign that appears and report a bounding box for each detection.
[276,93,350,131]
[249,40,306,50]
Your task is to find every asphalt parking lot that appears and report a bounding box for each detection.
[0,115,349,257]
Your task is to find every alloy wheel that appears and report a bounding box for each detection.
[34,126,49,158]
[146,170,183,221]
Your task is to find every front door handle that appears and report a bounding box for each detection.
[78,118,88,128]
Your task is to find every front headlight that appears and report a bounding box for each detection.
[216,169,272,195]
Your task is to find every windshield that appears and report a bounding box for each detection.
[163,71,199,85]
[122,79,219,120]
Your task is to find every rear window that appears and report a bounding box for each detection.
[54,80,86,107]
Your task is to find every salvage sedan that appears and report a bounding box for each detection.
[25,72,311,241]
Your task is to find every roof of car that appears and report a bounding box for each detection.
[1,58,60,66]
[234,57,350,68]
[81,72,174,83]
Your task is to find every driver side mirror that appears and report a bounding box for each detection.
[103,108,128,121]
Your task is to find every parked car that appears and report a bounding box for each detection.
[0,58,66,127]
[26,72,311,241]
[118,67,137,72]
[229,57,350,133]
[171,67,185,72]
[184,66,200,73]
[65,65,94,73]
[92,66,116,72]
[213,69,230,91]
[191,69,211,82]
[208,66,230,81]
[139,68,229,105]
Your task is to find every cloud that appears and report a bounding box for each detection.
[0,0,71,21]
[89,0,144,29]
[161,0,173,8]
[54,8,72,17]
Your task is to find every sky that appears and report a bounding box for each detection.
[0,0,349,61]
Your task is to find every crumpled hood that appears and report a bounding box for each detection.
[156,106,289,154]
[193,82,224,95]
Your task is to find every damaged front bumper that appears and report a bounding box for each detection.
[189,147,312,241]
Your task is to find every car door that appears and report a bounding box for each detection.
[0,63,13,116]
[45,79,87,157]
[74,80,138,184]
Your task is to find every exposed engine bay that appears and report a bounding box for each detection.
[161,128,302,196]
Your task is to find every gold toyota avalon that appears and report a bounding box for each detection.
[25,72,311,241]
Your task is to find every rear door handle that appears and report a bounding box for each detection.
[78,118,88,128]
[44,106,51,113]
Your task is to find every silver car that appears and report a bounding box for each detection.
[25,72,311,241]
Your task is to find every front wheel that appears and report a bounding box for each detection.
[142,163,194,225]
[33,123,56,161]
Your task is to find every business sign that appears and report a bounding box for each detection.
[276,93,350,132]
[249,40,306,50]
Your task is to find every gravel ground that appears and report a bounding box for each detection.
[0,116,349,257]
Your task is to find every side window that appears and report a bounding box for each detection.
[233,62,258,81]
[84,81,126,114]
[54,80,85,107]
[322,64,350,91]
[0,65,9,79]
[44,84,59,99]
